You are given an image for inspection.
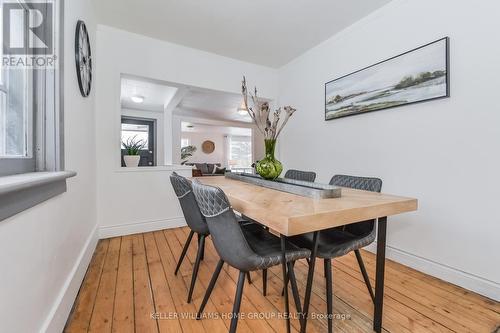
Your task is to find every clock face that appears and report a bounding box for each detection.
[75,20,92,97]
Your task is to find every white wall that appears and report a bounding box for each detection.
[0,1,98,332]
[121,108,165,165]
[278,0,500,299]
[95,26,277,236]
[182,131,225,164]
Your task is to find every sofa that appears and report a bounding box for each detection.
[186,163,226,176]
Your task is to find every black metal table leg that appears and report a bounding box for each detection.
[373,217,387,333]
[281,235,291,333]
[300,231,319,333]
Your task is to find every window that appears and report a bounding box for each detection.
[228,136,252,170]
[0,1,69,221]
[181,137,190,148]
[0,0,35,174]
[121,117,156,166]
[0,0,63,176]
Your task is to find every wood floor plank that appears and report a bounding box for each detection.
[160,230,230,332]
[112,235,134,333]
[180,227,307,333]
[293,257,433,333]
[143,232,183,333]
[88,237,121,333]
[132,234,159,333]
[355,249,500,314]
[65,228,500,333]
[337,252,500,332]
[340,251,500,325]
[153,230,210,333]
[65,239,110,333]
[171,227,277,333]
[164,228,251,332]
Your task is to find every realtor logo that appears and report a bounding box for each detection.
[2,0,53,55]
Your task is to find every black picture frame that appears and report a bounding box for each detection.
[325,37,449,121]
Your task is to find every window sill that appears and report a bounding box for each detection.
[0,171,77,221]
[115,165,193,173]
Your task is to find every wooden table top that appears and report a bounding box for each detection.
[197,176,418,236]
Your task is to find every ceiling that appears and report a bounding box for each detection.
[93,0,392,67]
[120,76,253,123]
[176,88,252,123]
[121,77,178,112]
[181,122,252,136]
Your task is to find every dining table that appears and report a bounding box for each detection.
[197,175,418,333]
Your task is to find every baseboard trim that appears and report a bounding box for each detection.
[41,224,99,333]
[364,242,500,302]
[99,217,187,239]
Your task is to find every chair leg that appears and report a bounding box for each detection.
[247,272,252,284]
[198,233,205,261]
[281,261,296,296]
[229,271,247,333]
[175,230,194,275]
[355,249,375,303]
[187,234,205,303]
[262,269,267,296]
[197,259,224,319]
[287,261,303,320]
[324,258,333,333]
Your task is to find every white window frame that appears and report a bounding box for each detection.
[0,1,73,222]
[0,0,35,175]
[0,0,64,175]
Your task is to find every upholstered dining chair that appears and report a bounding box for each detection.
[288,174,383,333]
[170,172,210,303]
[284,169,317,182]
[259,168,317,296]
[170,172,252,303]
[192,180,311,333]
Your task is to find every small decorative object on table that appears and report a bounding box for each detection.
[122,135,146,167]
[241,76,297,180]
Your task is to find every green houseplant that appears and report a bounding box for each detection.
[122,135,146,167]
[181,145,197,165]
[241,76,297,180]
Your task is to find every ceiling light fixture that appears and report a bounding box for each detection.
[131,95,145,103]
[237,101,248,115]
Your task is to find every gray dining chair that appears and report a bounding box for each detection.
[289,174,382,333]
[170,172,211,303]
[284,169,317,182]
[192,180,310,333]
[170,172,252,303]
[260,168,316,296]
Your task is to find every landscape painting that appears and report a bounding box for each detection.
[325,37,449,120]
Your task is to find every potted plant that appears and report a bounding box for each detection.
[122,135,146,167]
[241,76,297,180]
[181,145,197,165]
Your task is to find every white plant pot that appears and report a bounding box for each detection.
[124,155,140,167]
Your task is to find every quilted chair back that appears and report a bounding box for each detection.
[169,172,209,235]
[284,169,317,182]
[191,180,261,271]
[329,174,383,236]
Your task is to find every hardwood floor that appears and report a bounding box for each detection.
[65,227,500,333]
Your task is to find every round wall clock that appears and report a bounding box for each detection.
[202,140,215,154]
[75,20,92,97]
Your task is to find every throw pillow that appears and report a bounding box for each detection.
[214,166,226,175]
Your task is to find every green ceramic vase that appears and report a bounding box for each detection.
[256,139,283,180]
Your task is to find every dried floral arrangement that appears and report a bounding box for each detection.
[241,76,296,140]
